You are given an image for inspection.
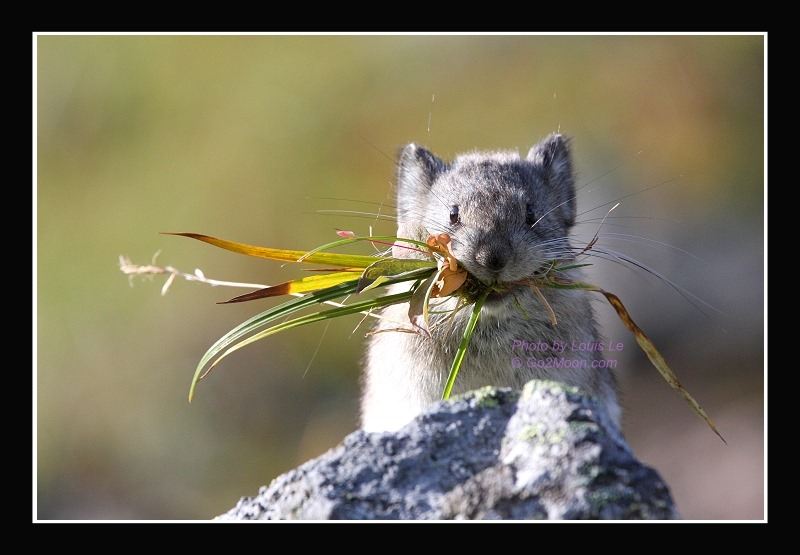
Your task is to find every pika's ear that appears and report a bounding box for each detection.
[395,143,446,220]
[397,143,445,193]
[527,134,577,227]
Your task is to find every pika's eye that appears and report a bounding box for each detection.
[525,203,536,226]
[450,205,460,225]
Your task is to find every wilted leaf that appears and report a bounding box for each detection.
[600,289,726,444]
[544,274,726,443]
[431,265,468,298]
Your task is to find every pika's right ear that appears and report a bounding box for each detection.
[396,144,445,213]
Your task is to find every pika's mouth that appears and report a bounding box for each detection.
[478,281,537,306]
[485,286,519,303]
[457,261,560,306]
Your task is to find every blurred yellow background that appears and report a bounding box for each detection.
[36,34,765,520]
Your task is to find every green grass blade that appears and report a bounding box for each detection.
[357,258,437,293]
[441,292,488,400]
[207,290,415,374]
[408,271,441,336]
[297,235,433,263]
[189,279,361,401]
[189,266,437,401]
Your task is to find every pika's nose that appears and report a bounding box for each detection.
[473,243,510,274]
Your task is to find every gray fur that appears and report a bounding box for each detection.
[361,134,620,432]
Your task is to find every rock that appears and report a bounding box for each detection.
[217,380,678,520]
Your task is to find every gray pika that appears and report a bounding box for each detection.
[360,134,621,432]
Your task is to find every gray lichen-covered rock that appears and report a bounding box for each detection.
[217,380,678,520]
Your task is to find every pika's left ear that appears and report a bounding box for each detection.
[527,134,576,227]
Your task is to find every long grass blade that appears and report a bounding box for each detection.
[442,292,488,400]
[163,232,382,268]
[600,289,726,444]
[189,266,437,401]
[357,258,436,293]
[297,234,432,263]
[544,275,725,443]
[205,290,415,377]
[220,271,361,304]
[189,280,361,401]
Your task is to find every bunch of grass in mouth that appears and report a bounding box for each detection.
[151,230,726,444]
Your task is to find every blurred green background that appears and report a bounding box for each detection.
[36,34,764,520]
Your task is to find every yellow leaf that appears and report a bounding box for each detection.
[220,272,361,303]
[163,232,381,268]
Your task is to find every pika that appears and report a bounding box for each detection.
[360,134,621,432]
